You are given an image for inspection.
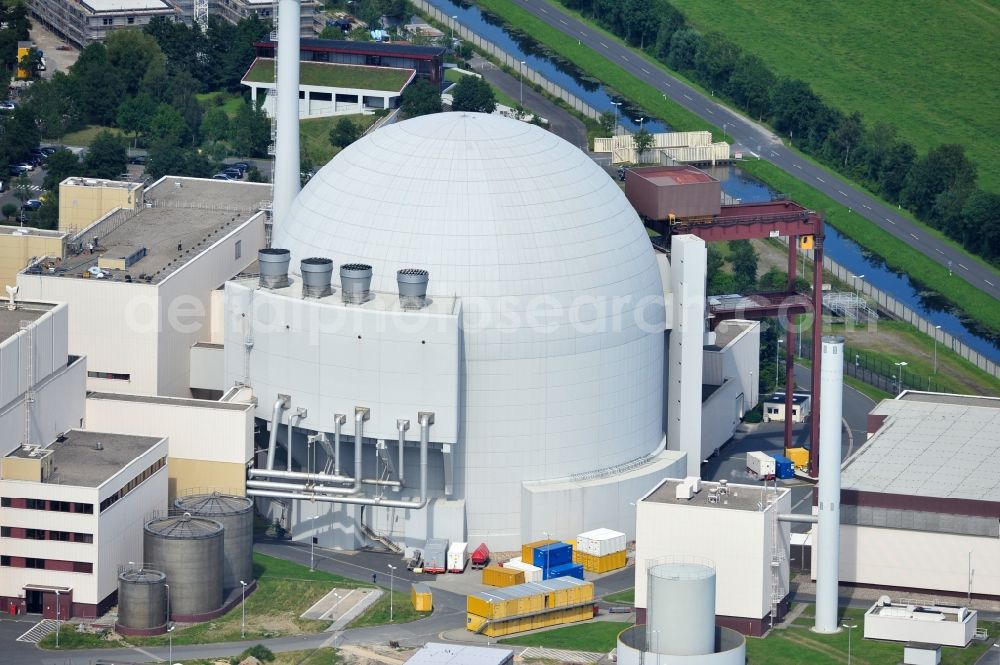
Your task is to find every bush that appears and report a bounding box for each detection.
[238,644,275,662]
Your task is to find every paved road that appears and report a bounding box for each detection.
[466,56,588,150]
[491,0,1000,300]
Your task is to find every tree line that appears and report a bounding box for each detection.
[557,0,1000,264]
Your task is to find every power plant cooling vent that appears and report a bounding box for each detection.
[340,263,373,304]
[397,268,429,309]
[258,248,291,289]
[301,257,334,298]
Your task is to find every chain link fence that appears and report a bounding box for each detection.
[800,340,949,395]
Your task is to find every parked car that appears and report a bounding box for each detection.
[213,173,235,181]
[14,162,34,172]
[231,161,250,172]
[40,146,61,156]
[22,199,42,211]
[128,155,147,165]
[8,165,27,176]
[221,168,242,179]
[0,101,15,111]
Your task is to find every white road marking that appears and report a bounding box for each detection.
[559,18,567,24]
[641,67,650,74]
[986,280,995,287]
[959,263,968,270]
[706,108,714,114]
[539,5,548,12]
[664,81,671,87]
[838,190,848,196]
[816,177,825,183]
[936,248,944,254]
[683,93,692,100]
[887,219,896,225]
[910,233,919,240]
[600,41,608,49]
[621,55,629,62]
[580,30,587,36]
[863,204,871,210]
[794,164,802,170]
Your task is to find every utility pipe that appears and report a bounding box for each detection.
[250,468,353,484]
[396,419,409,486]
[353,407,368,494]
[333,414,346,476]
[265,395,290,470]
[778,514,818,524]
[288,407,306,471]
[246,479,358,495]
[247,411,433,509]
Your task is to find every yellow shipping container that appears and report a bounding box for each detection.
[482,565,525,588]
[411,582,433,612]
[786,447,809,469]
[575,549,627,573]
[479,604,594,637]
[521,539,558,563]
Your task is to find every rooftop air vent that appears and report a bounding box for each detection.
[397,268,429,309]
[301,257,333,298]
[340,263,372,304]
[258,248,291,289]
[95,441,104,451]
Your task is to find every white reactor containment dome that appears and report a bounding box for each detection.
[272,112,666,546]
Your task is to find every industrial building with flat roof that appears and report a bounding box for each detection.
[812,391,1000,600]
[28,0,178,47]
[18,176,269,397]
[255,37,447,84]
[635,477,792,636]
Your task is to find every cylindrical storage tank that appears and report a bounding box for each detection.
[300,257,334,298]
[647,559,716,656]
[117,569,167,631]
[340,263,372,303]
[173,493,254,591]
[396,268,429,309]
[258,248,291,289]
[143,514,224,618]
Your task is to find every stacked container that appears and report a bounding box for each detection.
[773,454,795,479]
[532,542,572,577]
[502,557,543,583]
[574,528,628,573]
[466,577,595,637]
[482,564,525,587]
[410,582,433,612]
[547,562,584,580]
[521,539,558,563]
[785,447,809,470]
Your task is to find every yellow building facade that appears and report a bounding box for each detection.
[59,178,143,236]
[0,226,68,289]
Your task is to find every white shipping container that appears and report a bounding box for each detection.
[503,556,544,583]
[747,451,775,478]
[447,542,468,573]
[576,528,627,557]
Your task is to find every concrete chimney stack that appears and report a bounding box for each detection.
[814,336,845,634]
[272,0,301,229]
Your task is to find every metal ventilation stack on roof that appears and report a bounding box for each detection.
[258,248,291,289]
[301,257,334,298]
[340,263,373,304]
[397,268,429,309]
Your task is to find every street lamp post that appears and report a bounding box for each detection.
[933,325,941,374]
[387,564,397,622]
[723,122,728,143]
[894,361,908,394]
[450,16,457,47]
[54,590,60,648]
[240,580,247,638]
[776,338,784,390]
[842,623,858,665]
[853,274,864,301]
[165,582,172,663]
[611,101,622,135]
[519,61,525,105]
[635,117,645,131]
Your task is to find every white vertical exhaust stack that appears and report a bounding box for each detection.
[814,335,844,634]
[272,0,301,228]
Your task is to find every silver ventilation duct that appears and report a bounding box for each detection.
[397,268,429,309]
[258,248,291,289]
[301,257,334,298]
[340,263,373,304]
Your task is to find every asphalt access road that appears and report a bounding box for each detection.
[493,0,1000,300]
[466,55,588,150]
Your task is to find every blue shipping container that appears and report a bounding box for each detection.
[533,542,572,569]
[773,454,794,480]
[546,562,584,580]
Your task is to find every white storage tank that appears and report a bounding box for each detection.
[647,559,716,656]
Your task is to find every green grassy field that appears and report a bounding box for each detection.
[603,588,635,604]
[57,125,125,146]
[670,0,1000,193]
[245,59,412,91]
[300,114,374,166]
[499,620,629,650]
[196,91,246,118]
[177,647,340,665]
[40,552,417,650]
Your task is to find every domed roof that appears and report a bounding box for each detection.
[274,112,660,302]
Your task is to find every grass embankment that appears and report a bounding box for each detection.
[445,68,520,110]
[499,620,630,651]
[300,114,375,166]
[670,0,1000,193]
[474,0,1000,339]
[40,552,418,650]
[474,0,713,135]
[196,91,247,118]
[740,159,1000,337]
[603,588,635,604]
